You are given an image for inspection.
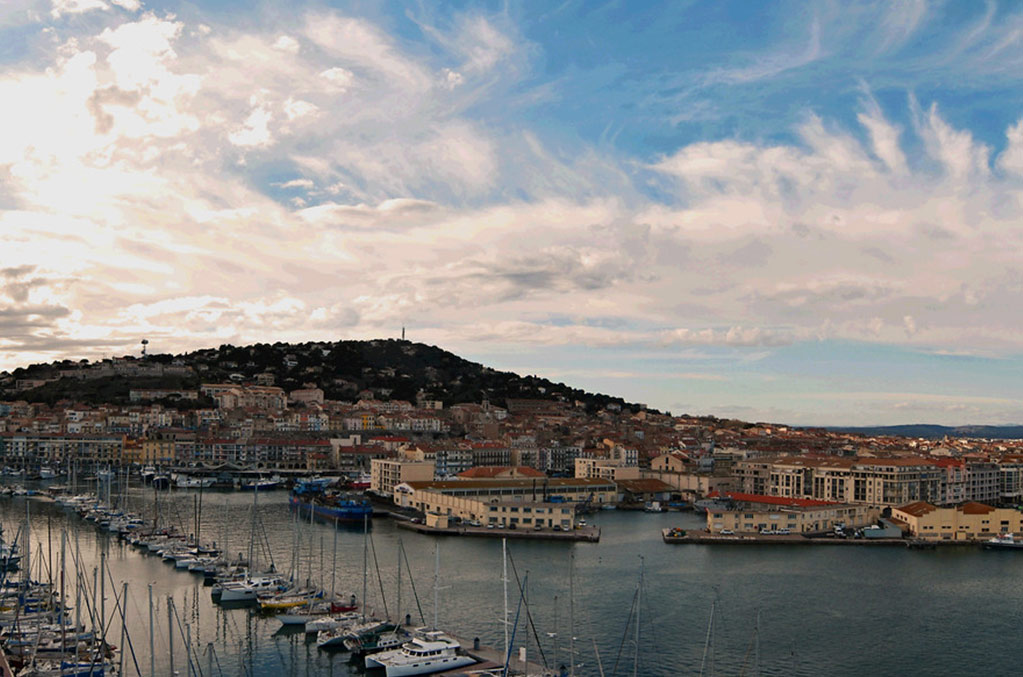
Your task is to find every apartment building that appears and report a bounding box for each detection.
[370,458,436,497]
[574,457,641,481]
[705,492,878,534]
[0,433,124,465]
[734,456,942,507]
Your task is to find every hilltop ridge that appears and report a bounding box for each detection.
[0,339,657,415]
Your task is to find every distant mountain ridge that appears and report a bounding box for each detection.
[1,339,653,414]
[824,424,1023,440]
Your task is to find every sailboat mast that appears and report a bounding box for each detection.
[248,479,257,576]
[330,517,338,599]
[433,543,439,631]
[149,584,155,677]
[634,556,643,677]
[569,552,575,677]
[362,514,368,623]
[503,538,509,672]
[60,529,66,657]
[307,494,314,587]
[700,601,715,677]
[396,537,402,625]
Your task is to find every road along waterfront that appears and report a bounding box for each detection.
[1,488,1020,676]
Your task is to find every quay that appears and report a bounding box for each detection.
[447,632,554,676]
[662,528,962,548]
[398,520,600,542]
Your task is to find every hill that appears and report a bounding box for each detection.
[0,339,653,414]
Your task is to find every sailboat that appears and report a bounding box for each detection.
[215,481,286,603]
[364,544,477,676]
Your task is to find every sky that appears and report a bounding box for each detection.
[3,1,1023,426]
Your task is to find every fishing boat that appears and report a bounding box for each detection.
[288,482,373,523]
[174,474,215,489]
[350,473,372,490]
[241,474,283,491]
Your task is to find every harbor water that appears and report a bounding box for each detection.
[2,488,1021,676]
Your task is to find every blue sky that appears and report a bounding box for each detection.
[3,0,1023,425]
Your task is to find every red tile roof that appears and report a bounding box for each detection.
[895,501,937,517]
[958,501,995,515]
[705,490,839,508]
[457,466,545,479]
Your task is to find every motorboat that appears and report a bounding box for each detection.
[363,630,477,675]
[984,533,1023,550]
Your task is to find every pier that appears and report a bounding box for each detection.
[662,528,974,547]
[398,520,601,542]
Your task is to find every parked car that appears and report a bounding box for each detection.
[534,523,543,531]
[553,524,562,531]
[759,528,775,535]
[776,528,791,535]
[720,529,735,535]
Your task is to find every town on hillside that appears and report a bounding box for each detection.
[2,343,1023,545]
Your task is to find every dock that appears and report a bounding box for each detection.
[662,528,970,548]
[397,521,600,542]
[447,632,555,676]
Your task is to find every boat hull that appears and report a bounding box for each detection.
[373,654,476,676]
[288,495,373,523]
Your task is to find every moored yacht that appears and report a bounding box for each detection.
[217,574,288,603]
[364,630,477,676]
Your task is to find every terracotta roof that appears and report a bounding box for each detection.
[705,490,840,508]
[614,478,674,493]
[931,458,965,468]
[456,466,546,479]
[958,501,995,515]
[895,501,937,517]
[405,478,614,491]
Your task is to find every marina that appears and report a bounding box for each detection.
[0,483,1018,675]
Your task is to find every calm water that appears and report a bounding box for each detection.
[2,487,1021,676]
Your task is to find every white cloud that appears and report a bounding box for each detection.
[51,0,108,19]
[228,106,273,147]
[997,119,1023,174]
[273,35,299,53]
[283,97,317,121]
[320,67,354,89]
[276,178,315,190]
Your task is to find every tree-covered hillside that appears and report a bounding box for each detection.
[1,339,653,413]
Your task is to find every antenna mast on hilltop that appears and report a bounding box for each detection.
[140,339,149,357]
[401,327,405,340]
